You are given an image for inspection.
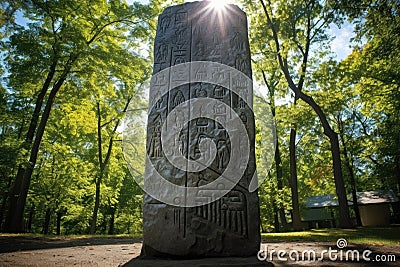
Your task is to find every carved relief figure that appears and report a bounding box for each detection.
[159,16,170,34]
[235,54,248,73]
[153,92,164,110]
[175,29,187,44]
[149,115,163,158]
[194,83,207,97]
[210,36,222,56]
[174,57,186,65]
[173,90,185,108]
[175,9,188,26]
[238,97,246,109]
[217,139,229,171]
[156,44,168,63]
[174,110,184,129]
[193,134,212,160]
[231,32,244,51]
[196,118,209,133]
[240,112,248,126]
[178,131,187,156]
[194,41,205,56]
[213,85,226,98]
[214,102,227,129]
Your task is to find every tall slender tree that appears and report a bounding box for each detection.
[1,0,152,232]
[244,0,353,227]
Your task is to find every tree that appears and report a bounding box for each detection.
[1,0,152,233]
[89,81,148,234]
[340,0,400,193]
[243,0,353,227]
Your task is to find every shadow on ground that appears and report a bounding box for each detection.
[0,236,141,253]
[122,256,274,267]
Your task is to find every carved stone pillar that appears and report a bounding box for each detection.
[142,2,260,258]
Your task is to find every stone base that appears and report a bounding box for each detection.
[122,256,274,267]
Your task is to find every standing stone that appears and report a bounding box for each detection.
[142,1,260,258]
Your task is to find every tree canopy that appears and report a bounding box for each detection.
[0,0,398,234]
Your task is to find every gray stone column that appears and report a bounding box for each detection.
[142,1,260,258]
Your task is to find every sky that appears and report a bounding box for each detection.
[14,0,355,61]
[128,0,355,61]
[328,22,355,61]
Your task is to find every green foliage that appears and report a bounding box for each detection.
[0,0,161,234]
[0,0,398,235]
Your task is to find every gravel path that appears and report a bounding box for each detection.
[0,236,398,266]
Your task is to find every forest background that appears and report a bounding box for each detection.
[0,0,398,235]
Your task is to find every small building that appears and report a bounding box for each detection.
[355,190,399,226]
[302,194,344,229]
[303,190,399,228]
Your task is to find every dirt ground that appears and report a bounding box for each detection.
[0,236,399,266]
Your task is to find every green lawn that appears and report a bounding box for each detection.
[2,227,399,246]
[0,233,141,240]
[262,227,400,246]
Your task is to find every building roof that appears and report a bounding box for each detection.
[305,190,399,209]
[355,190,399,205]
[305,194,343,208]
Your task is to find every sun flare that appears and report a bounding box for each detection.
[207,0,230,10]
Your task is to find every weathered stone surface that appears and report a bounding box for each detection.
[142,1,260,258]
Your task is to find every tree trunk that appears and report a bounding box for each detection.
[286,92,352,229]
[42,208,51,235]
[259,0,352,228]
[108,207,116,235]
[329,133,353,228]
[56,211,62,235]
[4,57,74,233]
[396,155,400,194]
[274,143,287,229]
[0,192,7,231]
[0,175,13,231]
[273,204,280,233]
[90,97,129,234]
[339,129,362,226]
[289,127,302,230]
[90,177,102,234]
[27,204,35,233]
[293,92,353,228]
[90,102,104,235]
[4,60,57,233]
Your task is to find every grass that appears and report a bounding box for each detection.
[2,227,399,246]
[261,227,400,246]
[0,233,142,240]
